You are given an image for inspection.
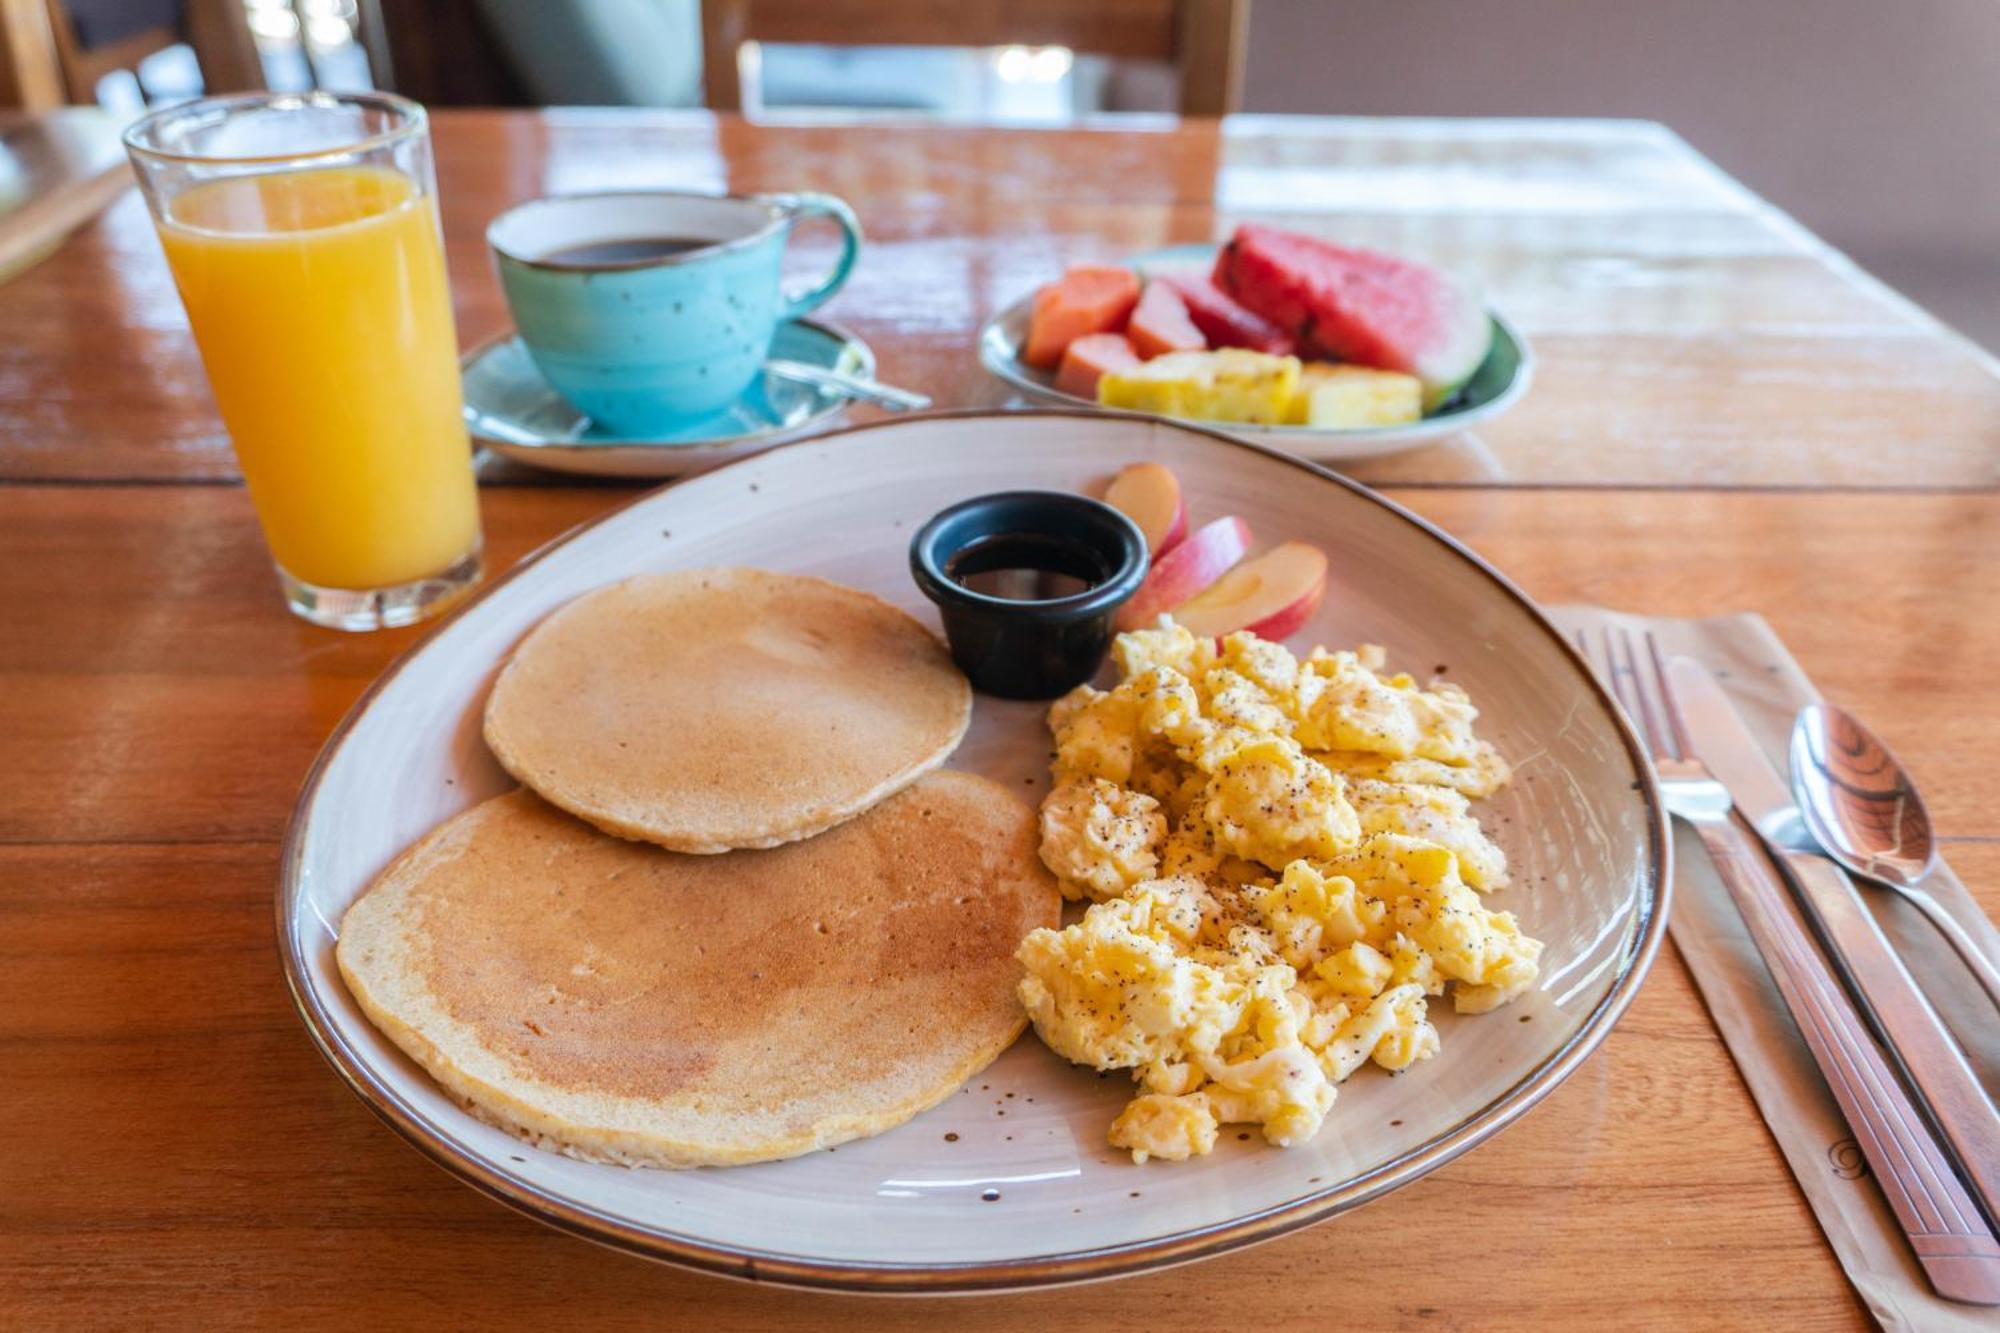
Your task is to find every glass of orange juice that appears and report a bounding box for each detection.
[124,93,481,630]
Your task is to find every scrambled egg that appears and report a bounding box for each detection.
[1023,619,1543,1163]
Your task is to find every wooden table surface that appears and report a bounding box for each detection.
[0,108,130,282]
[4,110,1997,1329]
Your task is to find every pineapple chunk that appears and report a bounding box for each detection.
[1098,349,1300,425]
[1285,363,1424,427]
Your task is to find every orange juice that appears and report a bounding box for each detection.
[158,166,478,590]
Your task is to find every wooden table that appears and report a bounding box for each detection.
[0,109,130,281]
[3,111,1996,1329]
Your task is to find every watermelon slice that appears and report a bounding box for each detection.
[1126,281,1206,360]
[1213,224,1492,409]
[1157,271,1295,355]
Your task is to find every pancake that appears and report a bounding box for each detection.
[334,771,1059,1168]
[483,569,971,853]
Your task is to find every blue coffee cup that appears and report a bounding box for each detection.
[487,189,861,436]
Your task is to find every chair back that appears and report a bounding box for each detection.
[1,0,260,109]
[700,0,1247,117]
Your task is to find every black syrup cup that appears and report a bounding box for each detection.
[910,490,1148,700]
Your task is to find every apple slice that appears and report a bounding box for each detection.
[1102,461,1188,560]
[1115,515,1251,631]
[1171,541,1328,642]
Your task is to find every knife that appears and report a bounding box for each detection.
[1668,657,2000,1236]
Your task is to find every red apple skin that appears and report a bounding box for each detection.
[1173,541,1329,641]
[1114,515,1251,631]
[1233,570,1326,641]
[1103,461,1188,560]
[1153,498,1190,558]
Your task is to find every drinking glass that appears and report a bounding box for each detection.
[125,92,481,630]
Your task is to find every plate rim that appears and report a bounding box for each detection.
[275,407,1670,1294]
[975,249,1534,454]
[461,314,874,454]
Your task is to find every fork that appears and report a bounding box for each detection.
[1578,622,2000,1306]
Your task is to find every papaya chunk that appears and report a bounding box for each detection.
[1022,264,1141,369]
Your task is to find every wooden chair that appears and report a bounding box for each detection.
[0,0,62,107]
[0,0,260,111]
[700,0,1248,118]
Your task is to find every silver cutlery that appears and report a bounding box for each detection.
[1666,659,2000,1231]
[766,360,933,411]
[1792,702,2000,1011]
[1579,625,2000,1304]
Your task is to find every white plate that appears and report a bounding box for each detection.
[279,410,1667,1292]
[978,244,1534,462]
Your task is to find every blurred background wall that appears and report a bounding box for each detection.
[1243,0,2000,351]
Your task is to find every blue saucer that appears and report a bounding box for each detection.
[462,317,872,478]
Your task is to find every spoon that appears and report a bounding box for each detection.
[1791,702,2000,1010]
[766,360,932,412]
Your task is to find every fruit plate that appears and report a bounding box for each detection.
[279,410,1666,1293]
[978,244,1533,463]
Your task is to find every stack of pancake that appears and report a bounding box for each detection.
[337,569,1059,1168]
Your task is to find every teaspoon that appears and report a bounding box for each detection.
[767,360,932,412]
[1791,702,2000,1010]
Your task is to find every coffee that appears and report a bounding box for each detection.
[947,532,1108,602]
[540,236,713,266]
